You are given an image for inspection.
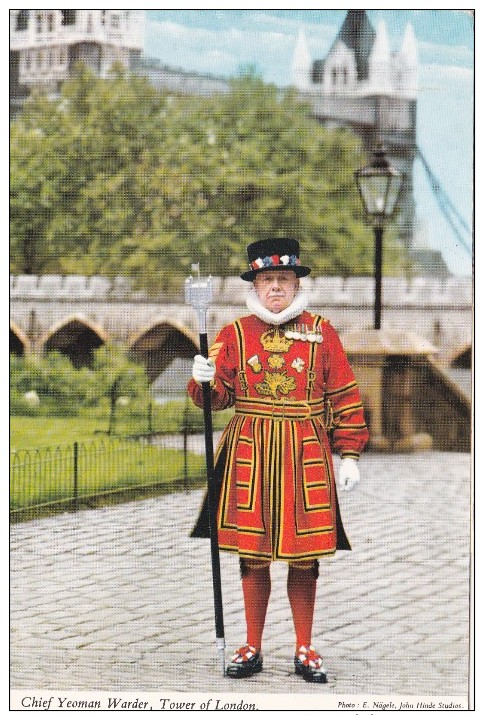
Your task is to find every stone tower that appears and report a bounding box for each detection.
[292,10,418,250]
[10,10,144,113]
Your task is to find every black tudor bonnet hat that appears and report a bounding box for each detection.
[240,238,311,282]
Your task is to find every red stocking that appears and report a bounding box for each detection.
[287,562,318,650]
[241,560,271,652]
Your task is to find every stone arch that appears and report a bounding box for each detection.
[41,315,108,368]
[450,345,472,369]
[10,321,30,356]
[129,320,198,383]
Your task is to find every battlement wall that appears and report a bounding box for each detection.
[10,274,472,307]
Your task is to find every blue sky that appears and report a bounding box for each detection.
[144,9,474,276]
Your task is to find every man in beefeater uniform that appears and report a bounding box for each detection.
[188,238,369,683]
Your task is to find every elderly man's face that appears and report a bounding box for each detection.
[253,269,299,313]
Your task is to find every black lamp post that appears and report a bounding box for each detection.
[355,146,402,329]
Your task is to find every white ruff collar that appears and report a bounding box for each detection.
[245,289,309,326]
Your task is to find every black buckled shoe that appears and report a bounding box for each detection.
[226,645,263,678]
[294,645,327,683]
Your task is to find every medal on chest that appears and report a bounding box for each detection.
[284,323,323,343]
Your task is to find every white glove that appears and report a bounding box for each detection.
[192,354,216,385]
[338,458,360,492]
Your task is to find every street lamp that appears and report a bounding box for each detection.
[355,145,402,330]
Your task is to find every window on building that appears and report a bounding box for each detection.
[25,52,31,70]
[343,67,348,84]
[311,59,324,84]
[36,12,42,33]
[47,12,54,32]
[111,14,120,28]
[61,10,76,26]
[16,10,29,31]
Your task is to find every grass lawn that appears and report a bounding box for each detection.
[10,416,207,513]
[10,415,114,451]
[10,405,232,452]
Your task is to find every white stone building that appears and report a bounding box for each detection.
[10,9,144,102]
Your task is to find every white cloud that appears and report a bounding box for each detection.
[145,20,239,74]
[146,13,473,88]
[145,18,304,81]
[243,10,339,39]
[418,39,473,68]
[417,63,473,99]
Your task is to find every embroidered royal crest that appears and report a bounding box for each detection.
[255,371,296,399]
[260,328,293,354]
[268,354,285,369]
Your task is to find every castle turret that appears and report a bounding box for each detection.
[395,23,418,99]
[290,10,418,254]
[367,20,392,94]
[291,30,312,91]
[332,9,376,81]
[292,10,418,100]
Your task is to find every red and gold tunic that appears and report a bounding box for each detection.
[188,310,369,563]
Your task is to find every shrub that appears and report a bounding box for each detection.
[10,353,98,416]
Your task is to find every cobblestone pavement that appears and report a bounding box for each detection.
[10,452,472,705]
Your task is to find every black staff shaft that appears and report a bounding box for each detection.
[199,332,225,643]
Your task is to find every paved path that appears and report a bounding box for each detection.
[10,452,471,707]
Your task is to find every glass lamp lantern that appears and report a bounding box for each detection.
[355,146,402,227]
[354,146,402,330]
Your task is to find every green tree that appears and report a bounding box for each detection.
[10,65,168,277]
[135,74,384,284]
[10,67,405,287]
[10,94,70,274]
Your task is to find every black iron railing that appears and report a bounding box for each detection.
[10,435,206,520]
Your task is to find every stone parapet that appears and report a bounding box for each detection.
[10,274,473,307]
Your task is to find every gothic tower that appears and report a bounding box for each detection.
[292,10,418,251]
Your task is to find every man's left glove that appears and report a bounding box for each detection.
[338,458,360,492]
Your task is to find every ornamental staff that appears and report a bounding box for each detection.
[185,267,225,675]
[188,238,369,684]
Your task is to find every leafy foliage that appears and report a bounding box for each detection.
[10,66,405,287]
[10,348,231,435]
[10,351,98,415]
[10,347,148,419]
